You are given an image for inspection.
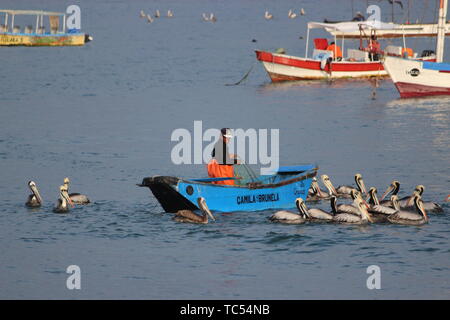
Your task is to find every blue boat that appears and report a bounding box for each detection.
[139,164,317,213]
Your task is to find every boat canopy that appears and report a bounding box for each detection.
[307,21,402,32]
[0,9,65,16]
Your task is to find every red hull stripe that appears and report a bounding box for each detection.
[395,81,450,98]
[255,50,384,72]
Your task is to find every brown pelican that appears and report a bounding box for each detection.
[209,13,217,22]
[269,198,307,224]
[154,10,160,18]
[332,197,373,224]
[63,178,90,204]
[321,174,367,198]
[300,8,306,15]
[167,10,173,18]
[328,190,368,216]
[288,9,297,19]
[146,14,154,23]
[25,181,43,208]
[387,195,428,226]
[404,185,443,213]
[380,180,401,203]
[297,198,334,221]
[367,187,397,215]
[202,13,209,21]
[173,197,215,224]
[307,177,330,201]
[53,185,74,214]
[139,10,146,18]
[264,11,273,20]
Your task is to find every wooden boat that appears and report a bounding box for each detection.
[0,9,92,46]
[139,165,317,213]
[256,21,435,82]
[383,0,450,97]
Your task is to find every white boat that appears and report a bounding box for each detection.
[383,0,450,98]
[256,21,435,82]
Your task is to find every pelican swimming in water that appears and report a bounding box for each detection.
[321,174,367,198]
[307,177,331,201]
[269,198,307,224]
[300,8,306,16]
[63,178,90,204]
[154,10,160,18]
[139,10,146,18]
[53,185,74,214]
[403,185,443,213]
[387,195,428,226]
[297,198,334,221]
[202,13,209,21]
[173,197,215,224]
[167,10,173,18]
[288,9,297,19]
[332,197,373,224]
[146,14,154,23]
[264,11,273,20]
[328,189,368,216]
[26,180,43,208]
[209,13,217,22]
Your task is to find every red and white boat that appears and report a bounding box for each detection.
[383,0,450,98]
[256,21,435,82]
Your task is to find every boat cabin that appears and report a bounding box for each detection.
[0,9,69,35]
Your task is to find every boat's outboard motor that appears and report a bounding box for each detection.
[421,50,435,57]
[84,34,93,43]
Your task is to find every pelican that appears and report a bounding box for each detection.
[269,198,307,224]
[288,9,297,19]
[332,197,373,224]
[329,189,368,216]
[367,187,397,216]
[297,198,334,221]
[154,10,160,18]
[202,13,209,21]
[380,180,400,202]
[387,195,428,226]
[146,14,154,23]
[139,10,146,18]
[63,177,90,204]
[380,181,422,208]
[53,185,74,214]
[173,197,215,224]
[405,185,443,213]
[26,180,43,208]
[300,8,306,16]
[264,11,273,20]
[209,13,217,22]
[167,10,173,18]
[321,174,367,198]
[307,177,330,201]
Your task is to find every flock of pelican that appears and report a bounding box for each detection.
[139,9,173,23]
[25,178,90,214]
[265,8,306,20]
[171,173,444,226]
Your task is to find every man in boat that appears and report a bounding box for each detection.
[352,11,365,21]
[366,35,382,61]
[326,41,343,61]
[207,128,241,185]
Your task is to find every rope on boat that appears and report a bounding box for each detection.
[225,62,256,86]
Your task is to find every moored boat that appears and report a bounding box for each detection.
[139,165,317,213]
[383,0,450,97]
[0,9,92,46]
[256,21,435,82]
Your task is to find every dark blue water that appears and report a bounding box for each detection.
[0,0,449,299]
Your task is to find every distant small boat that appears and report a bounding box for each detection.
[0,9,92,46]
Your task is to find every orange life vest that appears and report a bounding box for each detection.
[326,44,343,59]
[207,159,234,185]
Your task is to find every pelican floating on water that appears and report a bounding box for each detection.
[139,10,146,18]
[264,11,273,20]
[154,10,160,18]
[269,198,307,224]
[300,8,306,16]
[332,197,373,224]
[288,9,297,19]
[387,195,428,225]
[367,187,397,222]
[173,197,215,224]
[167,10,173,18]
[63,177,90,204]
[307,177,330,201]
[405,185,443,213]
[297,198,334,221]
[26,181,43,208]
[53,185,74,214]
[146,14,154,23]
[321,173,367,198]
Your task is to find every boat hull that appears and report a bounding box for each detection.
[256,50,387,81]
[140,169,316,213]
[0,33,88,46]
[383,56,450,97]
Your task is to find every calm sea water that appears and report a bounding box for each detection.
[0,0,449,299]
